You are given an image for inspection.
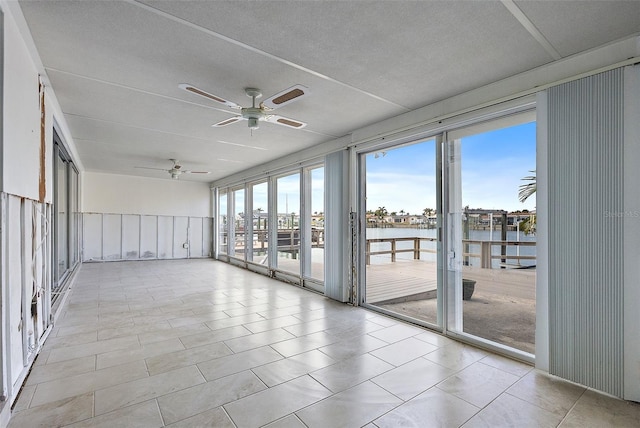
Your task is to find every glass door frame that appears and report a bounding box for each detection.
[355,134,444,332]
[354,103,536,364]
[300,164,324,292]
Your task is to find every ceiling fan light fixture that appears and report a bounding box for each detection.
[248,117,259,130]
[171,172,180,179]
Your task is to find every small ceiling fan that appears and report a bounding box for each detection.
[179,83,309,130]
[135,159,211,180]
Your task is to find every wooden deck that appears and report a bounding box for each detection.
[366,260,438,303]
[365,260,535,304]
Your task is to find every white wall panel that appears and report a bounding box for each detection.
[157,216,174,259]
[102,214,122,261]
[82,213,102,261]
[82,213,212,261]
[2,10,40,200]
[189,217,204,258]
[173,217,189,259]
[82,172,211,217]
[122,215,140,260]
[140,215,158,259]
[203,218,212,258]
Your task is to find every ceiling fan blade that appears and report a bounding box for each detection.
[183,170,211,175]
[213,116,243,127]
[179,83,242,110]
[135,166,169,172]
[260,84,309,110]
[211,116,242,127]
[264,114,307,129]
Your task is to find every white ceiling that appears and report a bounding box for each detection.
[17,0,640,182]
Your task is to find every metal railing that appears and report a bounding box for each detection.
[366,237,535,268]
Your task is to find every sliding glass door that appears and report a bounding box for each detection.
[361,138,442,327]
[359,110,536,358]
[446,115,536,354]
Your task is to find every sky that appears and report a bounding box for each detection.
[224,121,536,216]
[366,121,537,214]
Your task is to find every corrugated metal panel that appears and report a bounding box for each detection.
[548,68,624,397]
[324,150,350,302]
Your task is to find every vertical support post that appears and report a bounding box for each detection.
[481,241,492,269]
[463,207,469,266]
[391,239,396,262]
[501,212,507,268]
[366,240,370,265]
[413,238,420,260]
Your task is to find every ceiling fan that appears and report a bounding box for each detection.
[179,83,309,130]
[135,159,211,180]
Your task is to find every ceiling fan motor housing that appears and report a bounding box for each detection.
[242,107,264,129]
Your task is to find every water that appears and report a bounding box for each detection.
[366,227,536,268]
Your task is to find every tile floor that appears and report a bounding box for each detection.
[9,259,640,427]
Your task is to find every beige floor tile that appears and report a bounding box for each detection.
[507,370,585,416]
[145,340,232,376]
[414,330,459,347]
[318,334,388,360]
[198,345,284,381]
[137,322,211,345]
[26,355,96,386]
[224,375,331,428]
[165,407,235,428]
[480,353,533,377]
[374,388,480,428]
[559,389,640,427]
[372,357,456,401]
[11,384,36,413]
[167,310,230,328]
[56,319,132,338]
[270,331,339,357]
[263,414,307,427]
[204,313,265,330]
[423,342,487,370]
[310,353,394,393]
[43,331,98,350]
[30,359,148,408]
[96,337,185,370]
[94,365,205,416]
[370,337,439,366]
[46,335,140,364]
[282,319,331,337]
[296,381,402,428]
[368,323,424,343]
[179,325,252,349]
[224,304,272,317]
[7,392,93,428]
[157,370,266,424]
[463,393,562,428]
[224,328,295,353]
[97,320,172,341]
[12,260,638,428]
[437,361,520,408]
[65,399,163,428]
[252,349,336,387]
[245,315,303,334]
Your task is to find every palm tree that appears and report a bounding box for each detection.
[518,171,536,234]
[518,171,536,203]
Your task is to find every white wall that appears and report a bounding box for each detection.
[82,172,212,217]
[0,3,75,421]
[2,7,40,200]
